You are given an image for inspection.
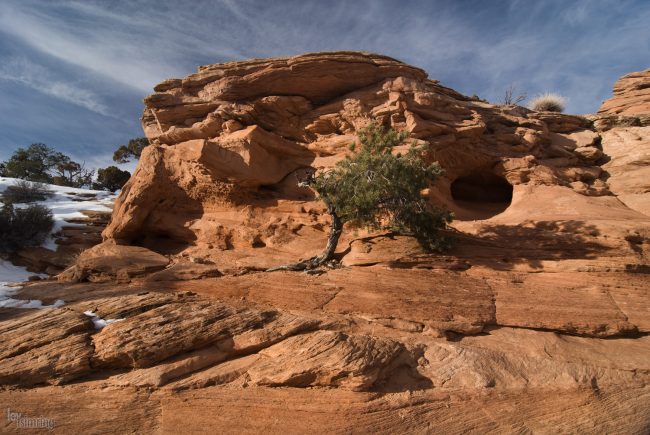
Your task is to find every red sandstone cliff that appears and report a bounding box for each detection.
[67,51,641,279]
[3,53,649,433]
[599,67,650,116]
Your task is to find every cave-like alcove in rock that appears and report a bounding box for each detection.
[450,170,513,220]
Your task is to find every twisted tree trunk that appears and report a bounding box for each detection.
[266,203,342,272]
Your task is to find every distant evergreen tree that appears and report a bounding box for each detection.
[93,166,131,192]
[2,144,64,183]
[51,160,94,188]
[269,123,453,271]
[1,143,93,187]
[113,137,149,163]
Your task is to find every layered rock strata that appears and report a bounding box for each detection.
[2,53,648,433]
[70,52,636,278]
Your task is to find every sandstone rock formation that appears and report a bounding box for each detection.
[2,53,649,433]
[61,51,647,280]
[598,67,650,116]
[591,67,650,218]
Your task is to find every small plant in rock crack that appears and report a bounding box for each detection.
[529,93,566,113]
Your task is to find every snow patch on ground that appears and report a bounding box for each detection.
[0,177,117,251]
[83,311,125,330]
[0,260,63,308]
[0,177,118,308]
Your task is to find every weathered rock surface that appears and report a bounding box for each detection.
[81,51,639,278]
[247,331,405,391]
[0,309,94,386]
[2,54,650,433]
[599,67,650,116]
[59,243,169,282]
[599,125,650,216]
[92,299,315,369]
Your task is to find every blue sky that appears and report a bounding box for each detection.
[1,0,649,170]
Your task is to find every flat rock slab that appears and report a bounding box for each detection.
[322,267,495,334]
[0,386,159,434]
[492,272,648,336]
[156,384,650,434]
[190,271,343,311]
[182,267,496,335]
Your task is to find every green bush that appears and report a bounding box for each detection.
[2,180,53,204]
[313,123,453,252]
[0,203,54,253]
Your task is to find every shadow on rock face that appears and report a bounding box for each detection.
[129,164,203,256]
[451,220,605,270]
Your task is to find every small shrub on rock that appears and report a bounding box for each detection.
[0,203,54,253]
[2,180,53,204]
[529,93,566,112]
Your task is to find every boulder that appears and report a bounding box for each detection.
[59,243,169,282]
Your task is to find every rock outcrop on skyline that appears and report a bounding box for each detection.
[598,67,650,116]
[79,51,635,278]
[2,53,650,433]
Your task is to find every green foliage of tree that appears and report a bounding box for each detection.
[113,137,149,164]
[2,144,64,183]
[93,166,131,192]
[1,143,93,188]
[269,123,453,271]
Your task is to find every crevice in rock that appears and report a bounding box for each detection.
[318,287,344,310]
[481,324,649,340]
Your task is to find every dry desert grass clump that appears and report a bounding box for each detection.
[529,92,566,112]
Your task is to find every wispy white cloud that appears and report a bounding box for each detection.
[0,0,249,92]
[0,57,111,116]
[0,0,649,164]
[0,3,174,92]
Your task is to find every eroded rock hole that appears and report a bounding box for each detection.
[451,170,513,219]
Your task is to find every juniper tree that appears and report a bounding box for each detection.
[93,166,131,192]
[269,123,453,271]
[113,137,149,164]
[1,143,93,187]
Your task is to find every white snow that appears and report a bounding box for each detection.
[0,260,62,308]
[0,177,117,251]
[0,177,117,309]
[83,310,125,329]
